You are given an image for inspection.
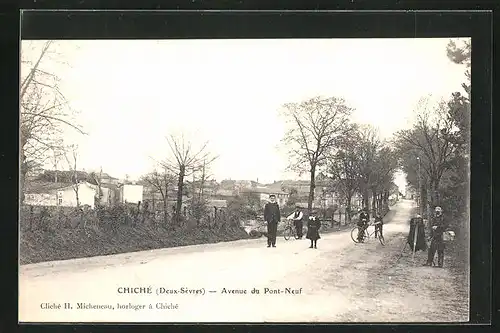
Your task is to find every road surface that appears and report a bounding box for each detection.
[19,200,467,323]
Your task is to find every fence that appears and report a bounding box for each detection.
[19,202,240,234]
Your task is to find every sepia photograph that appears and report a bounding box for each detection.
[19,37,470,323]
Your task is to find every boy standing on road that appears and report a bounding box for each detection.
[264,194,281,248]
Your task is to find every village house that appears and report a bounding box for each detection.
[118,183,143,204]
[239,186,289,207]
[23,181,97,208]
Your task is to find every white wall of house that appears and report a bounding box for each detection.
[24,182,96,208]
[119,184,143,204]
[24,193,58,206]
[258,192,289,206]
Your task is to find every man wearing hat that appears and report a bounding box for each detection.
[423,206,447,267]
[264,194,281,248]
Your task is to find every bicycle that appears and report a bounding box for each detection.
[283,219,301,241]
[350,221,385,245]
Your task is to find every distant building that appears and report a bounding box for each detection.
[23,181,96,208]
[240,187,289,207]
[118,183,143,204]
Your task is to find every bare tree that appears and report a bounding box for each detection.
[394,97,459,229]
[20,41,86,203]
[369,145,399,213]
[355,124,382,211]
[280,96,354,213]
[325,125,361,223]
[141,168,176,225]
[63,144,81,207]
[160,134,217,226]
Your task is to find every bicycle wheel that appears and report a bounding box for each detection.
[351,226,361,243]
[284,226,292,241]
[293,227,300,240]
[378,234,385,246]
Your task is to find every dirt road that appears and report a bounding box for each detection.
[19,200,468,323]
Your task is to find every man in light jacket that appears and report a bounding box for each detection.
[287,206,304,239]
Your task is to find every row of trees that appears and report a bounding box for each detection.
[394,39,470,234]
[280,39,470,228]
[280,96,399,222]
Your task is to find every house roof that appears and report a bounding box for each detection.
[240,187,288,195]
[25,181,97,194]
[25,181,75,194]
[101,183,119,190]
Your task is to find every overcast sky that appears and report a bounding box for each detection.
[21,38,468,191]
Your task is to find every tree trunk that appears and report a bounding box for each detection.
[162,198,168,225]
[20,162,27,205]
[346,194,352,223]
[371,189,377,215]
[362,190,369,210]
[307,167,316,214]
[175,165,185,225]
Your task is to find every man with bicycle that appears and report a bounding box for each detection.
[286,205,304,239]
[357,208,370,242]
[423,206,447,267]
[374,211,383,239]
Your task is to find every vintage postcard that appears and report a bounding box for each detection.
[19,38,470,322]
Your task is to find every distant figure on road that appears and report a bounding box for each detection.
[306,212,321,249]
[264,194,281,248]
[407,214,427,252]
[286,206,304,239]
[423,206,447,267]
[357,208,370,242]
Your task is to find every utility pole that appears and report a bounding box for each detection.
[413,156,422,266]
[416,157,420,214]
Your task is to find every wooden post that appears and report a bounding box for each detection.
[412,222,418,265]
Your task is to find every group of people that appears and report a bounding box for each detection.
[263,194,321,249]
[409,206,447,268]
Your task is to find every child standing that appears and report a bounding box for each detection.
[306,213,321,249]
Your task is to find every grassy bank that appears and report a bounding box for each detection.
[20,225,249,265]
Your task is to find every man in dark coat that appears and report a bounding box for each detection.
[407,214,427,252]
[423,206,447,267]
[264,194,281,248]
